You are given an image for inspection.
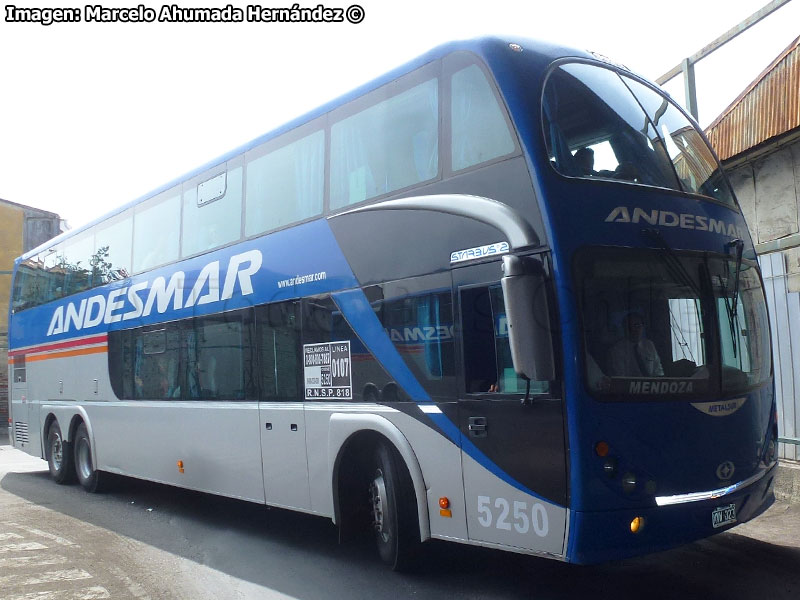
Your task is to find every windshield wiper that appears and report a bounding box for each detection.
[722,239,744,358]
[642,229,702,298]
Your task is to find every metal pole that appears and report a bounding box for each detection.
[654,0,793,119]
[682,58,699,121]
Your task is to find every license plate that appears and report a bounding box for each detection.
[712,504,736,528]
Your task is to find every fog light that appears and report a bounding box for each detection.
[630,516,645,533]
[622,473,637,493]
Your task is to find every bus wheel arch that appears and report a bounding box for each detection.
[329,415,429,569]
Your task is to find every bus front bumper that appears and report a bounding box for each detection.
[566,463,777,564]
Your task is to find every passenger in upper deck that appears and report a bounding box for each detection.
[609,312,664,377]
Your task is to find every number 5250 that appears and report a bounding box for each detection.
[477,496,549,537]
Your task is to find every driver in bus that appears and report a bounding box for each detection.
[609,312,664,377]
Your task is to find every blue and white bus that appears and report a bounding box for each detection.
[8,37,777,568]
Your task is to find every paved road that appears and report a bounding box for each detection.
[1,443,799,600]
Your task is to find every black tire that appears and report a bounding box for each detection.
[73,423,106,493]
[46,421,75,484]
[368,442,420,571]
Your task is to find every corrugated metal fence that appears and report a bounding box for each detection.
[760,252,799,460]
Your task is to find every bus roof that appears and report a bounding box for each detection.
[19,35,594,262]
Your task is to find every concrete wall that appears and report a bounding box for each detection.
[727,135,800,459]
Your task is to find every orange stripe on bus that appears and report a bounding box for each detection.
[15,345,108,363]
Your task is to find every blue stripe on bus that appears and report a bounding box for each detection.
[10,219,358,349]
[332,287,556,505]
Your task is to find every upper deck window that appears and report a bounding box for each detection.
[543,62,735,207]
[330,77,438,210]
[451,64,516,171]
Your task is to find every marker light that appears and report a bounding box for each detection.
[439,497,450,509]
[177,460,185,474]
[603,457,617,478]
[440,509,452,518]
[595,442,610,457]
[630,517,645,534]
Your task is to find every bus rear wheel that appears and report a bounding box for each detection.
[74,423,106,493]
[46,421,75,484]
[368,442,419,571]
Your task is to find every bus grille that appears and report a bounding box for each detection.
[14,422,29,444]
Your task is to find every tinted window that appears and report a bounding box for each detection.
[543,63,680,189]
[303,296,395,402]
[93,211,133,284]
[12,257,48,312]
[575,247,770,398]
[256,301,301,400]
[61,233,94,296]
[451,64,515,170]
[184,313,252,400]
[368,279,456,401]
[132,189,181,273]
[713,262,771,390]
[330,78,438,209]
[182,165,243,257]
[109,309,254,400]
[461,285,548,395]
[245,131,324,236]
[621,75,735,205]
[134,326,182,400]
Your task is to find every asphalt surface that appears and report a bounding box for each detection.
[1,441,799,600]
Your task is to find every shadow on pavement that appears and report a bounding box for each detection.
[2,468,799,600]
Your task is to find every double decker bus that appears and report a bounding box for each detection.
[8,37,777,568]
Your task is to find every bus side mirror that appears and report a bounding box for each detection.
[501,255,555,383]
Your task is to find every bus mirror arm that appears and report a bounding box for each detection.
[501,255,555,390]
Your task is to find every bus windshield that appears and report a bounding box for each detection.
[577,247,770,398]
[542,61,734,206]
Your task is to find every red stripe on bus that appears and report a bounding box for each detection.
[8,334,109,357]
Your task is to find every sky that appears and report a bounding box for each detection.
[1,0,798,230]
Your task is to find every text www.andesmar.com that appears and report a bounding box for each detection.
[278,271,327,288]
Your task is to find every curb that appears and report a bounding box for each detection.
[775,460,800,504]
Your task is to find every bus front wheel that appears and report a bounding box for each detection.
[46,421,75,484]
[74,423,106,493]
[368,442,419,571]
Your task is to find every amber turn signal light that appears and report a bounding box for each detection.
[630,516,645,533]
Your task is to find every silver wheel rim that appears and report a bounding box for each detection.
[370,470,390,543]
[51,433,63,470]
[77,438,92,481]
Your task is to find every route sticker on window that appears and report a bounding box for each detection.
[304,341,352,399]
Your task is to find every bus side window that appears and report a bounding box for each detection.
[185,313,251,400]
[451,63,516,171]
[461,285,549,395]
[255,301,301,400]
[301,296,395,402]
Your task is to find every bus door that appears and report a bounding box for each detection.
[454,262,568,556]
[255,301,311,511]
